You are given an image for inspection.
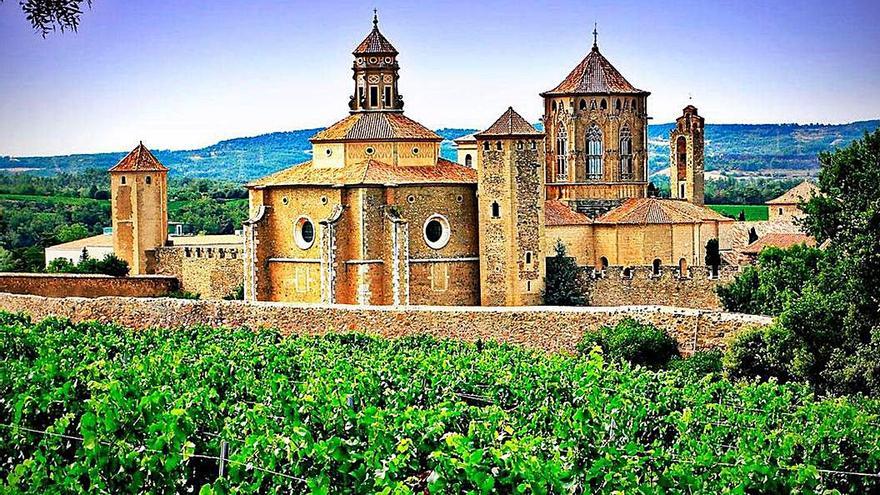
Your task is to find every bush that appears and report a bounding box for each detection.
[223,284,244,300]
[669,350,723,380]
[165,290,200,300]
[544,240,587,306]
[723,325,798,383]
[46,253,129,277]
[578,318,679,369]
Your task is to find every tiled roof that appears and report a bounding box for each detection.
[718,219,803,251]
[475,107,542,137]
[109,142,168,172]
[545,200,592,226]
[353,18,398,55]
[739,233,816,255]
[766,181,820,205]
[453,133,477,143]
[46,233,113,250]
[247,158,476,188]
[169,234,243,247]
[542,46,647,96]
[311,113,441,142]
[596,198,731,225]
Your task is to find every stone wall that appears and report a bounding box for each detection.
[154,246,243,299]
[583,265,740,310]
[0,274,177,298]
[0,293,770,355]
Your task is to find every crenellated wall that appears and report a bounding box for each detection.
[154,246,243,299]
[0,293,771,355]
[583,265,740,310]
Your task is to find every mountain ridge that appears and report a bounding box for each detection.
[2,120,877,182]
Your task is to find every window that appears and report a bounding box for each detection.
[599,257,609,271]
[622,267,633,279]
[320,196,328,205]
[407,194,416,204]
[631,99,637,112]
[369,86,378,107]
[551,101,557,111]
[483,141,490,151]
[430,263,449,291]
[358,86,364,104]
[325,148,332,156]
[556,124,568,180]
[465,154,473,167]
[496,141,502,151]
[121,176,126,185]
[525,251,533,269]
[678,258,688,277]
[516,141,523,150]
[365,146,375,155]
[615,99,621,112]
[587,124,603,180]
[530,141,537,150]
[600,99,607,110]
[491,201,500,219]
[619,126,633,180]
[145,176,152,185]
[778,207,783,215]
[383,86,391,106]
[423,214,450,250]
[680,183,686,198]
[579,99,587,110]
[412,147,420,155]
[294,216,315,250]
[652,258,662,276]
[676,136,688,181]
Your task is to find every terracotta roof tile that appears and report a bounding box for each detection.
[475,107,542,137]
[542,46,647,96]
[47,233,113,250]
[739,233,816,255]
[596,198,731,225]
[247,158,476,188]
[545,200,592,226]
[108,142,168,172]
[311,113,441,142]
[766,181,820,205]
[353,19,398,55]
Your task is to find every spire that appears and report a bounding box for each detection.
[592,22,598,50]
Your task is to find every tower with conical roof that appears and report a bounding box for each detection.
[475,107,545,306]
[108,142,169,274]
[670,105,705,205]
[350,10,403,113]
[541,27,650,217]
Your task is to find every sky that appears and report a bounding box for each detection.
[1,0,879,157]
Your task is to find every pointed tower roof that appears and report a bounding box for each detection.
[475,107,543,138]
[108,142,168,172]
[353,10,398,55]
[541,41,648,96]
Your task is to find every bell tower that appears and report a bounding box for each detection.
[349,10,403,113]
[109,142,168,275]
[669,105,705,205]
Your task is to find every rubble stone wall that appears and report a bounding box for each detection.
[0,274,177,298]
[0,293,770,355]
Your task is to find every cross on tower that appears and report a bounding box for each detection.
[592,22,598,48]
[373,8,378,28]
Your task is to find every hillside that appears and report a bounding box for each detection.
[2,121,877,182]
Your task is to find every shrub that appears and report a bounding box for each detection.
[45,253,129,277]
[578,318,679,369]
[223,284,244,300]
[543,240,587,306]
[723,325,798,383]
[165,290,200,300]
[669,350,723,380]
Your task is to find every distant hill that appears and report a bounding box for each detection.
[2,121,877,182]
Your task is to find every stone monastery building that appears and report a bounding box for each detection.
[236,15,731,306]
[106,15,733,306]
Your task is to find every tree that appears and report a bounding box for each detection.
[738,210,746,221]
[55,223,89,243]
[0,247,13,272]
[705,239,720,276]
[748,227,759,244]
[543,240,587,306]
[1,0,92,37]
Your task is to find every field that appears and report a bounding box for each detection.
[2,313,879,494]
[0,193,107,207]
[707,204,769,221]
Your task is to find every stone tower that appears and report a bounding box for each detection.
[108,142,168,275]
[669,105,705,205]
[349,10,403,113]
[540,27,650,217]
[475,108,545,306]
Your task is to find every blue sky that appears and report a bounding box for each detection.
[1,0,878,156]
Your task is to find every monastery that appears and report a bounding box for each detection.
[91,14,781,306]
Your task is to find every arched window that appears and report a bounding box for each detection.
[586,124,603,180]
[556,124,568,180]
[590,99,597,110]
[615,99,621,112]
[145,176,152,185]
[678,258,688,277]
[599,256,609,271]
[121,176,126,185]
[676,136,688,182]
[465,154,473,167]
[491,201,500,219]
[579,99,587,110]
[551,101,557,111]
[496,141,502,151]
[483,141,490,151]
[631,99,637,112]
[600,99,608,110]
[652,258,662,276]
[619,126,633,180]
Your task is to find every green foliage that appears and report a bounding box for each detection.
[717,245,825,315]
[723,325,798,383]
[46,253,129,277]
[704,239,720,268]
[578,318,680,369]
[543,240,586,306]
[668,350,723,381]
[170,198,247,235]
[2,314,879,493]
[54,223,89,243]
[165,290,201,300]
[223,284,244,301]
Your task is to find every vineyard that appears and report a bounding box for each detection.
[1,312,879,494]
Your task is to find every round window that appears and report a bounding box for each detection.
[365,147,375,155]
[294,216,315,250]
[320,196,328,205]
[423,214,450,250]
[412,147,419,155]
[325,148,332,156]
[456,194,464,203]
[281,196,289,205]
[407,194,415,204]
